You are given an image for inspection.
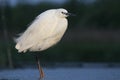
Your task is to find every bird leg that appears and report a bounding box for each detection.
[36,56,45,80]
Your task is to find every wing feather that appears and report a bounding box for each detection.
[15,10,58,52]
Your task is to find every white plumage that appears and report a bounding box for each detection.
[15,8,69,53]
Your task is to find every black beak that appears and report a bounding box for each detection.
[66,13,76,16]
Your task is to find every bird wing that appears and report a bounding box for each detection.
[29,18,68,51]
[15,11,58,52]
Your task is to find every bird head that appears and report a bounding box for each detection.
[56,8,74,18]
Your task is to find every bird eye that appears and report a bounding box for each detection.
[61,12,64,14]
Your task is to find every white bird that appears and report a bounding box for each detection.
[15,8,72,79]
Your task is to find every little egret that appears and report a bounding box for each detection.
[15,8,72,79]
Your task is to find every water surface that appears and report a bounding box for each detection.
[0,67,120,80]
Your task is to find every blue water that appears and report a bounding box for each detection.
[0,67,120,80]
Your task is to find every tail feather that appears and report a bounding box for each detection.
[15,44,22,53]
[15,43,27,53]
[15,44,20,50]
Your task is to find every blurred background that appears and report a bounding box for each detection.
[1,0,120,79]
[0,0,120,68]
